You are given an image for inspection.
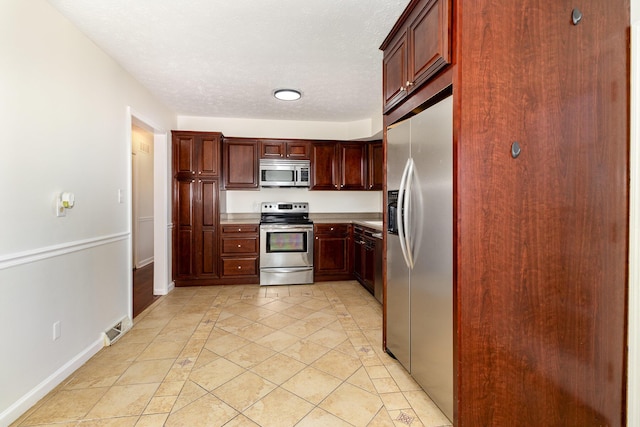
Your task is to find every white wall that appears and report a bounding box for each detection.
[224,189,383,214]
[132,125,155,268]
[0,1,175,424]
[177,115,381,141]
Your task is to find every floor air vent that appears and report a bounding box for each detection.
[103,317,132,346]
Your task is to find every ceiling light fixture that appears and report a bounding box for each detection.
[274,89,302,101]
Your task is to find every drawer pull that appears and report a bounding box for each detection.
[237,244,242,248]
[237,266,242,269]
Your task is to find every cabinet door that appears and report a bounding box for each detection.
[286,141,310,159]
[198,134,220,176]
[383,33,408,112]
[193,178,219,278]
[311,142,338,190]
[353,229,365,281]
[223,138,259,189]
[407,0,451,90]
[367,141,384,190]
[173,177,195,279]
[260,140,286,159]
[314,224,352,280]
[339,143,367,190]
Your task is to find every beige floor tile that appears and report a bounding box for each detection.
[171,380,208,413]
[372,377,401,394]
[78,417,139,426]
[64,360,131,390]
[280,339,331,364]
[250,353,306,385]
[204,331,251,356]
[255,330,301,351]
[154,380,185,397]
[164,394,238,427]
[22,388,108,425]
[281,366,342,405]
[224,342,276,368]
[143,395,177,414]
[223,414,261,426]
[388,409,425,427]
[86,383,159,419]
[380,392,412,411]
[189,358,245,391]
[16,282,452,427]
[346,366,377,394]
[312,349,362,380]
[137,340,186,361]
[213,371,276,411]
[295,407,353,427]
[257,312,298,329]
[403,390,452,426]
[319,382,383,426]
[115,359,174,385]
[243,388,314,427]
[235,321,277,342]
[367,407,396,427]
[135,413,169,427]
[365,365,391,379]
[306,325,348,348]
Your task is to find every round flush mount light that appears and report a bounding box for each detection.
[274,89,302,101]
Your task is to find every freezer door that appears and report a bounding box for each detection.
[386,119,412,370]
[409,95,453,421]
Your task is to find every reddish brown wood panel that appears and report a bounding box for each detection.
[286,141,310,159]
[176,136,194,173]
[368,141,384,190]
[199,135,220,176]
[455,1,629,425]
[383,34,408,110]
[311,142,338,190]
[260,140,285,158]
[222,237,258,254]
[340,143,367,190]
[223,138,259,189]
[408,0,450,88]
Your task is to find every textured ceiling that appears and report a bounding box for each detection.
[47,0,410,122]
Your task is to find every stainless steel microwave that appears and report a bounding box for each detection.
[259,159,310,188]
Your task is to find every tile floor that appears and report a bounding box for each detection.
[12,281,452,427]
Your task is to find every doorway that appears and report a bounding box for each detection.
[131,120,157,317]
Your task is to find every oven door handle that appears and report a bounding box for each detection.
[260,267,314,273]
[260,225,313,232]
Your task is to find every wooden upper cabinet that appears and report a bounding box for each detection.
[222,138,259,189]
[367,141,383,190]
[339,143,367,190]
[198,134,220,176]
[381,0,451,112]
[311,141,369,191]
[260,139,311,160]
[310,142,338,190]
[173,131,221,177]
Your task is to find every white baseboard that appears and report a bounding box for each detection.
[136,257,154,269]
[0,338,104,426]
[155,280,174,296]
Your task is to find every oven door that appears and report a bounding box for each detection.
[260,224,314,268]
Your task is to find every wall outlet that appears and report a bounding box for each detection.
[53,321,61,341]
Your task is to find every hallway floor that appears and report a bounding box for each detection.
[12,281,451,427]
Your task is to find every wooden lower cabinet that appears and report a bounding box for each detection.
[313,223,352,281]
[219,224,259,284]
[353,225,376,295]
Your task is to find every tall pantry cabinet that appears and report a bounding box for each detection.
[381,0,629,425]
[172,131,222,286]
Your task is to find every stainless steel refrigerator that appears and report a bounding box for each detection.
[386,94,453,421]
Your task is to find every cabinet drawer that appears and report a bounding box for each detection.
[221,257,258,276]
[221,224,258,233]
[221,237,258,254]
[315,223,350,235]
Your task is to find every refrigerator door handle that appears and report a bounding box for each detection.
[404,158,415,269]
[397,157,412,269]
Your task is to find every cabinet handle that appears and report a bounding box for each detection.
[330,227,334,231]
[238,228,241,231]
[400,86,406,92]
[192,171,195,175]
[406,81,414,87]
[237,244,242,248]
[237,266,242,269]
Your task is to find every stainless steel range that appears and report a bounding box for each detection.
[259,202,314,286]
